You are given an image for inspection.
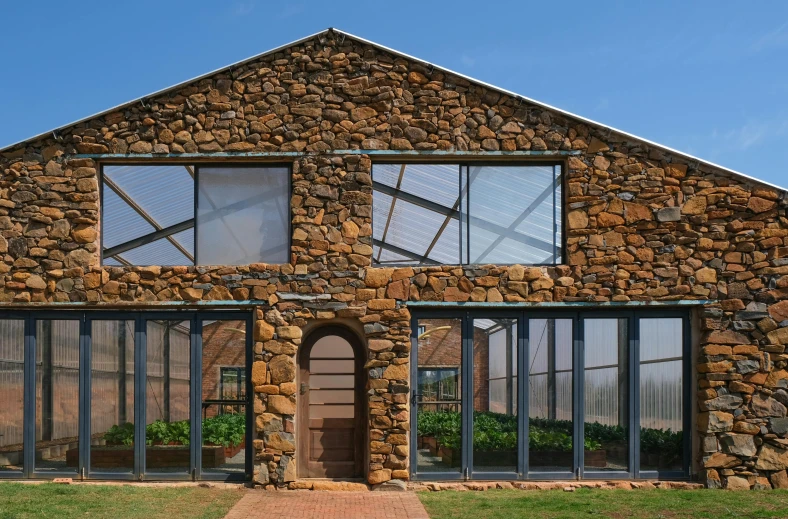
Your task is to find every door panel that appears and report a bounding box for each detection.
[300,332,362,478]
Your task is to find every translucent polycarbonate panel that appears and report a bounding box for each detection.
[0,320,24,471]
[639,318,683,472]
[118,236,192,266]
[35,320,80,472]
[372,164,461,266]
[416,318,462,474]
[310,336,353,358]
[197,166,289,265]
[467,165,561,264]
[584,318,628,472]
[640,318,683,362]
[202,320,246,474]
[146,320,191,473]
[102,165,195,265]
[90,320,135,473]
[528,318,573,472]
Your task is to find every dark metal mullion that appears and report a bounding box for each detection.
[245,311,253,481]
[574,313,583,479]
[372,239,440,265]
[22,316,34,478]
[519,315,528,479]
[191,316,202,480]
[104,219,195,259]
[462,313,472,479]
[79,316,90,480]
[630,313,639,479]
[682,314,692,479]
[135,316,146,480]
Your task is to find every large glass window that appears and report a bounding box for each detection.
[372,163,562,265]
[472,318,518,474]
[529,318,573,473]
[411,311,688,482]
[197,167,289,265]
[639,318,684,472]
[415,318,462,475]
[146,320,191,474]
[35,319,80,473]
[201,320,247,475]
[101,165,289,266]
[583,318,629,473]
[0,320,24,473]
[90,320,135,474]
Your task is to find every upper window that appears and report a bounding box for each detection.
[101,165,289,266]
[372,163,562,266]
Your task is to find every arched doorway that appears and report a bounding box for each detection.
[298,326,365,478]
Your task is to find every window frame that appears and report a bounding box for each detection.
[99,162,292,267]
[0,310,253,483]
[371,160,566,267]
[409,308,691,482]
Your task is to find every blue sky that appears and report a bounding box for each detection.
[1,1,786,187]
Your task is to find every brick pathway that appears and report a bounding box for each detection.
[224,490,429,519]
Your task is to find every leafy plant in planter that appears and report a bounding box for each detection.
[103,423,134,446]
[203,414,245,448]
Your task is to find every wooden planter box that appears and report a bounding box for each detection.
[529,449,607,468]
[65,444,229,469]
[418,436,438,455]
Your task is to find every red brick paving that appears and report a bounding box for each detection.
[224,490,429,519]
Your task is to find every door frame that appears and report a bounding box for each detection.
[297,325,366,479]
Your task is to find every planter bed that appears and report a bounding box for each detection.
[65,444,235,469]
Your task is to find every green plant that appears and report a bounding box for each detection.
[103,423,134,446]
[202,414,245,447]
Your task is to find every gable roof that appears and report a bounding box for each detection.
[1,28,783,192]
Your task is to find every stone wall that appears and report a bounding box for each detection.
[1,29,787,489]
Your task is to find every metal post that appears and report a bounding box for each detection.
[23,317,35,478]
[41,320,53,442]
[505,323,513,416]
[163,322,171,422]
[191,316,201,480]
[135,317,146,480]
[547,320,556,421]
[574,314,584,478]
[118,322,127,424]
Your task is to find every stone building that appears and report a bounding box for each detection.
[0,28,786,490]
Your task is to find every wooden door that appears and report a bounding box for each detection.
[299,328,363,478]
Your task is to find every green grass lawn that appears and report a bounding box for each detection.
[418,488,788,519]
[0,483,243,519]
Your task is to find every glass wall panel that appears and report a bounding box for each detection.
[0,320,24,472]
[201,320,246,474]
[90,320,135,473]
[473,319,517,473]
[35,320,80,472]
[528,318,573,472]
[146,320,191,473]
[467,165,562,265]
[639,318,683,472]
[416,319,462,474]
[584,318,628,472]
[197,166,289,265]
